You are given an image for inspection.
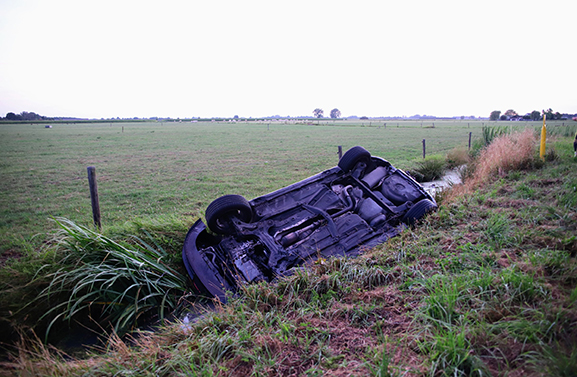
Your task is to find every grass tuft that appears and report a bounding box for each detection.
[36,217,188,340]
[411,156,446,182]
[542,343,577,377]
[427,326,486,377]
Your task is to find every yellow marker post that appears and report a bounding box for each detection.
[540,114,547,160]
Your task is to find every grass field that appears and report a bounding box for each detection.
[0,120,464,253]
[5,119,572,256]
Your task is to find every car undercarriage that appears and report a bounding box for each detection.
[182,146,437,301]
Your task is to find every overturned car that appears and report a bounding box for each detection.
[182,146,437,302]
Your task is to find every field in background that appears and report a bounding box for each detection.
[0,119,570,254]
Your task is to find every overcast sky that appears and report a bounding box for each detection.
[1,0,575,119]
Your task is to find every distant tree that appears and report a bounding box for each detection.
[3,111,48,121]
[542,108,554,120]
[360,116,369,120]
[5,112,19,120]
[20,111,41,120]
[530,110,541,121]
[490,110,501,121]
[330,108,341,119]
[313,108,324,118]
[504,109,518,117]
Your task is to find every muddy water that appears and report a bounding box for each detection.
[421,167,463,196]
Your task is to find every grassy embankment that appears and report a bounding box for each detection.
[0,121,576,376]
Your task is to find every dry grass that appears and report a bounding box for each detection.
[475,129,536,179]
[0,329,93,377]
[447,129,537,201]
[445,146,471,168]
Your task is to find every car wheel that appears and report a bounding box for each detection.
[338,146,371,173]
[402,199,437,226]
[206,194,253,234]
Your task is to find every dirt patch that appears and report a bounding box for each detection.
[0,250,22,268]
[224,356,253,376]
[232,285,427,376]
[242,334,316,376]
[475,333,541,376]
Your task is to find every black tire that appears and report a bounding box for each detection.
[402,199,437,226]
[206,194,252,234]
[338,146,371,173]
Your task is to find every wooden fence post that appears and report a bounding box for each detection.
[87,166,102,230]
[422,139,426,159]
[468,132,472,150]
[338,145,343,160]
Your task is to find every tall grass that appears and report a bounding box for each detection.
[539,124,577,138]
[36,217,188,339]
[448,128,537,200]
[468,125,509,157]
[475,129,536,179]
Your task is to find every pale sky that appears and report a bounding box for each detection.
[1,0,575,119]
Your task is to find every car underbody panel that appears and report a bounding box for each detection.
[182,146,437,301]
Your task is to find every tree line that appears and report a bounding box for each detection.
[489,108,574,121]
[3,111,49,121]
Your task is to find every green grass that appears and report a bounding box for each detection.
[2,121,577,376]
[411,155,447,182]
[3,119,563,255]
[36,217,188,340]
